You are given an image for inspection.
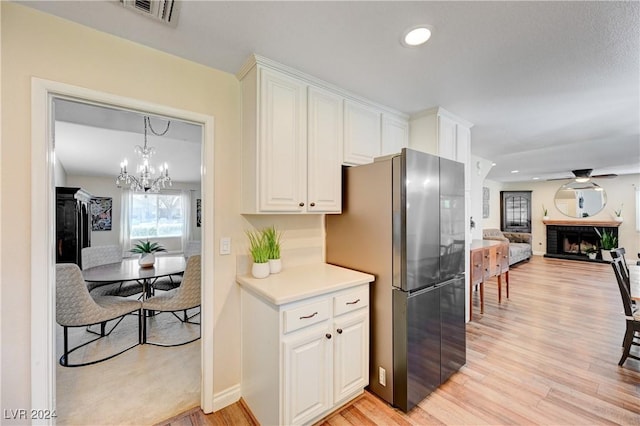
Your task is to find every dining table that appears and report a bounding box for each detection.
[629,264,640,302]
[82,254,186,299]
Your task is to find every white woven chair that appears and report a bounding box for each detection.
[82,245,143,297]
[56,263,142,367]
[153,241,201,291]
[142,255,201,346]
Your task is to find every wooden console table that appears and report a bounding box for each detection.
[470,239,510,318]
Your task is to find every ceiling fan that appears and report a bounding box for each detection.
[548,168,618,182]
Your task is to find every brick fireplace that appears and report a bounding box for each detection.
[544,220,620,262]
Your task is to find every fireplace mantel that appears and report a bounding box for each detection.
[543,219,621,227]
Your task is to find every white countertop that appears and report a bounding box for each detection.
[236,263,375,306]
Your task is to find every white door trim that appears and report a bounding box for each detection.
[31,78,216,422]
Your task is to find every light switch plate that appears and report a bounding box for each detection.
[220,237,231,255]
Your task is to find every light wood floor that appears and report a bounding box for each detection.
[161,256,640,425]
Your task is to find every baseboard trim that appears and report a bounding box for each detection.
[213,384,241,411]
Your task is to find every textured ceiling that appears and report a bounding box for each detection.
[22,0,640,182]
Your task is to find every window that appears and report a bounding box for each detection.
[130,193,183,239]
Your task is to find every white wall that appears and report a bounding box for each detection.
[1,3,324,416]
[482,174,640,257]
[469,155,494,240]
[64,176,201,251]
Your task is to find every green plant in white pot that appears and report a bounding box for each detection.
[263,225,283,274]
[246,229,270,278]
[130,239,166,268]
[594,227,618,262]
[613,203,623,222]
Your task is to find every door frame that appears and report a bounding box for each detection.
[31,78,216,420]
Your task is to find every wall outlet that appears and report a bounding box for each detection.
[378,366,386,386]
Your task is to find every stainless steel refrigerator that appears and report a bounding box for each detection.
[326,148,466,412]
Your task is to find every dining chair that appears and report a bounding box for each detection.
[154,241,201,291]
[142,255,201,346]
[56,263,142,367]
[82,245,144,297]
[610,256,640,366]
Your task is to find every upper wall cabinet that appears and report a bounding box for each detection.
[343,100,381,165]
[408,107,473,191]
[237,55,408,213]
[381,114,409,157]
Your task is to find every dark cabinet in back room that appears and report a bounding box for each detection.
[56,187,92,268]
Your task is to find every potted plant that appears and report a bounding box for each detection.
[542,205,549,221]
[614,203,623,222]
[246,229,270,278]
[594,227,618,261]
[584,246,598,260]
[263,225,283,274]
[130,239,166,268]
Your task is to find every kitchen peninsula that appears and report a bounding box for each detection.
[237,263,374,425]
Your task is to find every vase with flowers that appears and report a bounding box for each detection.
[542,205,549,221]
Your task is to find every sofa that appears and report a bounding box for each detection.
[483,228,532,266]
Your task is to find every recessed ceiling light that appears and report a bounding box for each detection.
[491,162,496,166]
[402,26,432,47]
[511,170,519,174]
[532,177,539,180]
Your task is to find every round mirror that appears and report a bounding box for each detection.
[554,181,607,218]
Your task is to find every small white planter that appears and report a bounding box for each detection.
[543,216,550,221]
[587,252,597,260]
[138,253,156,268]
[601,249,613,262]
[252,262,270,279]
[269,258,282,274]
[614,216,623,223]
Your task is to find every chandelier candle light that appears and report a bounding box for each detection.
[116,116,172,193]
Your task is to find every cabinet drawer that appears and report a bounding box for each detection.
[283,299,330,334]
[334,287,369,317]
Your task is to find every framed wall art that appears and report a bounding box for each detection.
[196,198,201,227]
[90,197,112,231]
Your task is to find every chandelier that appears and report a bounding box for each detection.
[116,116,172,193]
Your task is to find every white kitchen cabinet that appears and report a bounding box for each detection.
[239,63,341,213]
[240,65,308,213]
[307,86,343,212]
[343,99,382,165]
[283,323,332,425]
[381,114,409,156]
[332,309,368,404]
[238,264,373,426]
[238,54,407,212]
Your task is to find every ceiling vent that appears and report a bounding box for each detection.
[121,0,179,26]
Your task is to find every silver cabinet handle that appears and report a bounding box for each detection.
[299,312,318,320]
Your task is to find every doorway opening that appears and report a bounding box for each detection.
[31,78,215,424]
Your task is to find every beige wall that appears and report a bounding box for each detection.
[0,2,324,415]
[483,175,640,257]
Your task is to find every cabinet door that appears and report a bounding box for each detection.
[283,325,332,425]
[437,115,457,161]
[307,86,343,213]
[259,68,307,212]
[470,249,484,286]
[343,100,381,165]
[333,310,368,404]
[381,114,408,156]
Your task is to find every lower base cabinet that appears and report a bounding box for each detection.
[241,284,370,425]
